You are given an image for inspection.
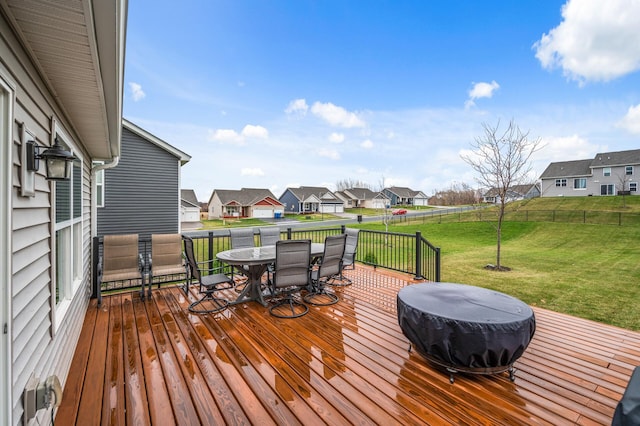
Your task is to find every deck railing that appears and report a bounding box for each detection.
[92,226,440,297]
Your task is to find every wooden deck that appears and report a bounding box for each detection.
[57,266,640,425]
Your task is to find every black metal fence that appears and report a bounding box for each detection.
[92,226,441,297]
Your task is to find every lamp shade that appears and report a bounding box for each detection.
[40,137,75,180]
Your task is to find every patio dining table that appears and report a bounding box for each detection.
[217,242,325,307]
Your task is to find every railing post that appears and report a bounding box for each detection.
[435,247,441,282]
[287,227,292,240]
[208,231,214,271]
[341,224,346,233]
[415,231,422,280]
[91,236,99,299]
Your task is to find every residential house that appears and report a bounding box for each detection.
[279,186,344,214]
[181,189,201,223]
[208,188,284,219]
[540,149,640,197]
[97,119,190,238]
[383,186,429,206]
[482,183,541,204]
[0,1,126,425]
[341,188,390,209]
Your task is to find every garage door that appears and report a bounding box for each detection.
[253,209,272,218]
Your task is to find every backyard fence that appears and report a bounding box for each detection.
[399,208,640,227]
[92,226,441,297]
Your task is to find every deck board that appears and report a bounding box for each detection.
[57,266,640,425]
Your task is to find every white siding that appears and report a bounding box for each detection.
[2,16,91,425]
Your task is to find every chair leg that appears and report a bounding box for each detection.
[188,293,229,314]
[303,279,339,306]
[269,296,309,318]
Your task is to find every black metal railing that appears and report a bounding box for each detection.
[92,226,441,297]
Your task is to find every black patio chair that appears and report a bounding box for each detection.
[183,235,234,314]
[229,227,255,290]
[269,240,312,318]
[303,234,345,306]
[330,228,359,286]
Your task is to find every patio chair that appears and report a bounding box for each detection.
[229,227,255,290]
[269,240,312,318]
[330,228,359,286]
[183,235,234,314]
[303,234,345,306]
[97,234,144,306]
[147,233,185,298]
[259,227,281,246]
[259,227,281,284]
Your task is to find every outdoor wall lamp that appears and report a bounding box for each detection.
[26,136,75,181]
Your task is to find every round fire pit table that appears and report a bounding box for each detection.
[397,282,536,383]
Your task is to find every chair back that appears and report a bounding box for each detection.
[274,240,311,289]
[343,228,359,266]
[103,234,141,278]
[151,233,183,273]
[230,228,255,249]
[182,236,202,283]
[259,227,281,246]
[318,234,347,278]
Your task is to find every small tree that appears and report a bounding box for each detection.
[461,119,542,270]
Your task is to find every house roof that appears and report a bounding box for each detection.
[181,189,199,206]
[124,119,191,165]
[286,186,341,203]
[1,0,127,159]
[214,188,283,206]
[384,186,423,198]
[344,188,378,200]
[484,183,539,197]
[539,159,593,179]
[590,149,640,168]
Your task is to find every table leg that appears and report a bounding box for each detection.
[229,264,268,307]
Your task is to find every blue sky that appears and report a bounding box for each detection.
[123,0,640,202]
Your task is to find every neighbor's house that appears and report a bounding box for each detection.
[181,189,201,223]
[208,188,284,219]
[540,149,640,197]
[482,183,540,204]
[279,186,344,214]
[383,186,429,206]
[96,119,190,238]
[0,1,126,425]
[337,188,390,210]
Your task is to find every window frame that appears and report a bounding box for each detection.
[573,178,587,190]
[93,161,105,207]
[555,179,567,187]
[51,123,83,331]
[630,182,637,192]
[600,184,615,196]
[603,167,611,177]
[626,166,634,176]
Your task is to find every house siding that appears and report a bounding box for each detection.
[97,127,181,238]
[279,190,300,214]
[2,15,91,425]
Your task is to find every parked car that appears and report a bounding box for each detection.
[392,208,407,215]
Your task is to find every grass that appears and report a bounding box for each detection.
[359,217,640,331]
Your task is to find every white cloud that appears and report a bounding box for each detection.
[361,139,374,149]
[129,82,146,101]
[328,132,345,143]
[465,81,500,108]
[317,148,340,160]
[617,104,640,134]
[209,124,268,145]
[533,0,640,84]
[311,102,366,128]
[208,128,243,144]
[285,98,309,115]
[241,167,265,176]
[241,124,269,139]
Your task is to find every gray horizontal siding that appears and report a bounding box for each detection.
[97,127,180,238]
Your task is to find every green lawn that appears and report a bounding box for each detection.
[359,219,640,331]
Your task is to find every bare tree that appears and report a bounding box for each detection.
[616,172,630,208]
[335,178,370,191]
[461,119,542,270]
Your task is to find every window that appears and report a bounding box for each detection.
[630,182,637,192]
[93,161,105,207]
[603,167,611,177]
[573,178,586,189]
[626,166,634,175]
[555,179,567,187]
[53,134,83,325]
[600,184,615,195]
